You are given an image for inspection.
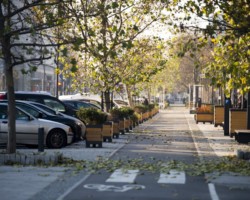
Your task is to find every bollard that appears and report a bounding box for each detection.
[224,97,231,136]
[38,127,44,152]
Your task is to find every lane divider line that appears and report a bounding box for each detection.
[56,174,91,200]
[208,183,220,200]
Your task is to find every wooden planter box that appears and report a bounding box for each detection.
[124,118,130,132]
[137,113,143,124]
[229,109,247,137]
[119,119,126,134]
[102,121,113,142]
[85,125,103,148]
[129,119,134,130]
[112,121,120,138]
[142,112,149,121]
[214,106,224,127]
[195,113,214,124]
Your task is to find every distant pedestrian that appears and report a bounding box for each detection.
[143,97,149,105]
[237,96,247,109]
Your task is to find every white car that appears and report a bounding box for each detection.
[0,103,73,148]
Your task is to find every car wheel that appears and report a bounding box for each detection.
[46,129,67,148]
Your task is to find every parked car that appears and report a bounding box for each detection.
[0,100,86,141]
[0,103,73,148]
[62,100,101,110]
[29,101,87,139]
[59,94,102,109]
[0,91,77,117]
[113,99,129,108]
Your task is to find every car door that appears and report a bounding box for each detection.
[0,105,40,145]
[0,106,8,143]
[15,108,40,145]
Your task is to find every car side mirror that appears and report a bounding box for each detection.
[28,115,34,121]
[38,112,44,118]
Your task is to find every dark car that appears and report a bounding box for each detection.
[0,91,77,117]
[62,100,101,110]
[0,100,86,141]
[27,101,88,137]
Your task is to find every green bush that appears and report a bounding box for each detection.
[110,107,134,120]
[130,112,140,123]
[76,107,107,125]
[133,105,148,113]
[148,103,156,111]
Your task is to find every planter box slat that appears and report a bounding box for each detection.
[229,109,247,137]
[214,106,224,127]
[85,125,103,148]
[102,122,113,142]
[119,119,125,134]
[112,121,120,138]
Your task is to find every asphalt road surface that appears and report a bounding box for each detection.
[56,107,250,200]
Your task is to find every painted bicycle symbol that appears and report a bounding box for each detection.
[83,184,145,192]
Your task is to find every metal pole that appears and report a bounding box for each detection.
[38,128,44,152]
[224,96,231,136]
[247,92,250,129]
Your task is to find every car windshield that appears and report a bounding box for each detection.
[64,101,93,109]
[43,99,65,112]
[16,104,42,118]
[29,102,58,115]
[0,104,30,121]
[0,105,7,119]
[16,108,30,120]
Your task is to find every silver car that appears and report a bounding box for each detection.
[0,103,73,148]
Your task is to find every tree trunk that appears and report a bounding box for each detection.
[102,91,112,112]
[4,61,17,153]
[1,0,16,153]
[126,86,133,107]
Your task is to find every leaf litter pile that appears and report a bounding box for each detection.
[58,156,250,176]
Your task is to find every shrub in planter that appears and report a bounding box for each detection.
[130,112,140,126]
[195,105,214,124]
[133,105,148,114]
[148,103,156,111]
[196,105,213,114]
[110,107,134,120]
[110,107,135,133]
[77,108,108,148]
[77,107,108,125]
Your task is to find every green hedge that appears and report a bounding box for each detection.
[76,107,108,125]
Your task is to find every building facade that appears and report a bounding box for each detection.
[0,59,57,95]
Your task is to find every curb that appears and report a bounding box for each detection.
[0,151,62,165]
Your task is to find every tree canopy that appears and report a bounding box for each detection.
[178,0,250,95]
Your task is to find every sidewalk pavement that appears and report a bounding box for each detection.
[0,135,129,200]
[186,111,250,159]
[0,107,249,200]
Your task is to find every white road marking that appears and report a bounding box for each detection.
[56,174,90,200]
[83,184,145,192]
[106,169,139,183]
[157,170,186,184]
[208,183,220,200]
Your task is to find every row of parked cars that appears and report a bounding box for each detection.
[0,91,108,149]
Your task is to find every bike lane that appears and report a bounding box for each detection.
[58,108,215,200]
